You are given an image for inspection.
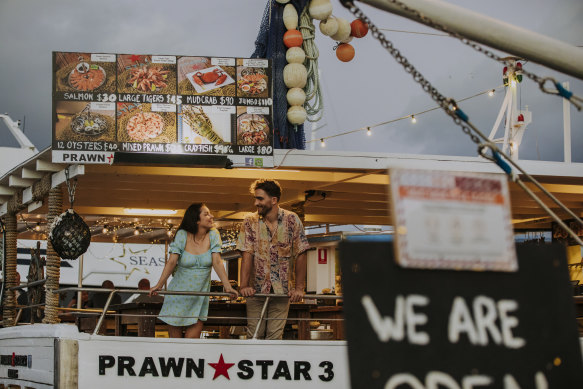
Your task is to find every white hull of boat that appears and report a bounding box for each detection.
[0,324,349,388]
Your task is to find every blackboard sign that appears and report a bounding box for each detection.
[340,241,583,388]
[52,52,273,165]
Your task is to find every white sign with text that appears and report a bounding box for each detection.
[390,168,517,271]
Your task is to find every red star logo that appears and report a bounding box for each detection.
[208,353,235,380]
[106,153,114,164]
[130,54,141,63]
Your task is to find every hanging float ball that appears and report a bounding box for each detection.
[336,43,355,62]
[287,106,307,125]
[319,17,338,37]
[284,29,304,48]
[286,47,306,64]
[309,0,333,21]
[350,19,369,38]
[331,18,351,42]
[287,87,306,106]
[283,3,299,30]
[283,63,308,88]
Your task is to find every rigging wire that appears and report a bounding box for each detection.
[379,28,449,37]
[305,85,504,143]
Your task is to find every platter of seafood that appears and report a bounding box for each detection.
[127,65,170,93]
[237,67,268,96]
[186,66,234,94]
[126,112,165,141]
[237,114,270,145]
[70,112,108,136]
[68,63,106,91]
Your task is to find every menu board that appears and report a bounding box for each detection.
[52,52,273,164]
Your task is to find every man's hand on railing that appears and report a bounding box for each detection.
[239,286,255,297]
[224,286,239,300]
[288,288,305,303]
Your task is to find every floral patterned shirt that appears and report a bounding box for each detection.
[236,208,310,294]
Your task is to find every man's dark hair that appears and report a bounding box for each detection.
[138,278,150,290]
[102,280,114,289]
[251,179,282,201]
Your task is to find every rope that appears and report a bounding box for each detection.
[7,191,24,215]
[43,186,63,324]
[299,6,324,122]
[32,174,52,202]
[2,214,17,327]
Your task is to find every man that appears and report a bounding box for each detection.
[15,272,31,323]
[127,278,164,304]
[237,179,310,339]
[88,280,122,308]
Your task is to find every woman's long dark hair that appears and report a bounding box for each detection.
[177,203,205,236]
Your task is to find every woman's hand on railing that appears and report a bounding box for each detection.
[149,284,163,297]
[239,286,255,297]
[224,286,239,300]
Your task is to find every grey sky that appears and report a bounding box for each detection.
[1,0,581,162]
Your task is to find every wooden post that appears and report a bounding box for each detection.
[2,213,17,327]
[43,186,63,324]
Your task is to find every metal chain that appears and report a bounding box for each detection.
[64,167,77,208]
[340,0,582,110]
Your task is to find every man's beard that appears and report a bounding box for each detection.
[257,204,272,217]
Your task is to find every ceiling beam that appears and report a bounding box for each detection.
[9,175,34,187]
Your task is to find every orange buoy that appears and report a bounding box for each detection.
[350,19,369,38]
[336,43,355,62]
[283,29,303,48]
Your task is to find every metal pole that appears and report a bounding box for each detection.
[359,0,583,80]
[77,255,84,310]
[252,296,271,339]
[93,290,118,335]
[563,82,571,163]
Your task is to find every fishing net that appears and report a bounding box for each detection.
[49,209,91,260]
[252,0,309,149]
[48,169,90,260]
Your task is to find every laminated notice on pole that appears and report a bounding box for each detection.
[390,168,517,272]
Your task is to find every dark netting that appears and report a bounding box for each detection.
[252,0,309,149]
[49,209,91,260]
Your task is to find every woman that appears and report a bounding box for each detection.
[150,203,238,338]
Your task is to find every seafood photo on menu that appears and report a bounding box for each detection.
[54,101,116,142]
[116,103,177,143]
[237,112,271,145]
[180,105,231,145]
[117,54,177,94]
[177,56,236,96]
[236,66,269,97]
[54,52,116,93]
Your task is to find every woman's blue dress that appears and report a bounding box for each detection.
[158,228,222,326]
